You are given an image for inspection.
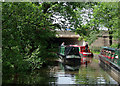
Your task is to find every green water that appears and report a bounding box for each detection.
[2,57,119,85]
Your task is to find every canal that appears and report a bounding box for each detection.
[3,55,119,85]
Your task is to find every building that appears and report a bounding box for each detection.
[90,31,118,48]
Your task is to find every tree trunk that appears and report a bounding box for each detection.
[118,39,120,48]
[109,31,113,46]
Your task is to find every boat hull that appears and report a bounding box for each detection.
[99,55,120,83]
[80,53,93,57]
[81,56,93,64]
[60,55,81,65]
[65,58,81,65]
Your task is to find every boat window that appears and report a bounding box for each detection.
[65,47,72,54]
[103,50,105,55]
[115,55,119,59]
[109,51,112,57]
[101,49,104,55]
[68,47,79,55]
[108,52,110,57]
[113,50,119,59]
[104,50,106,55]
[105,50,108,56]
[111,54,114,59]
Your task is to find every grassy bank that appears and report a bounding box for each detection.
[90,46,101,55]
[92,51,100,55]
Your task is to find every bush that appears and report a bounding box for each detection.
[110,44,119,48]
[89,46,101,54]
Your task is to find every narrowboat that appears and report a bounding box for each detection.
[98,47,120,83]
[57,45,81,64]
[57,45,93,65]
[79,45,93,57]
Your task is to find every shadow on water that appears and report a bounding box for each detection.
[3,56,119,85]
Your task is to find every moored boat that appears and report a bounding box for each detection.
[98,47,120,83]
[57,45,93,65]
[78,45,93,57]
[57,45,81,65]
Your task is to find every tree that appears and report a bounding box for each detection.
[2,2,56,72]
[73,2,99,43]
[91,2,119,46]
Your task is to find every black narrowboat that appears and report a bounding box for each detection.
[57,45,81,65]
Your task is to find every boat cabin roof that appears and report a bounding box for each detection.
[102,47,120,54]
[102,47,117,51]
[67,45,86,48]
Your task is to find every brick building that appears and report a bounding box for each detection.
[90,31,118,47]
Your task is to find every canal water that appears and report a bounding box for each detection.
[3,56,119,85]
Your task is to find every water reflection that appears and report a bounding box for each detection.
[53,57,118,85]
[53,62,117,84]
[3,68,52,85]
[3,56,119,85]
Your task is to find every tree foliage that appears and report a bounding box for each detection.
[75,2,119,47]
[90,2,119,46]
[40,2,86,29]
[2,2,56,72]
